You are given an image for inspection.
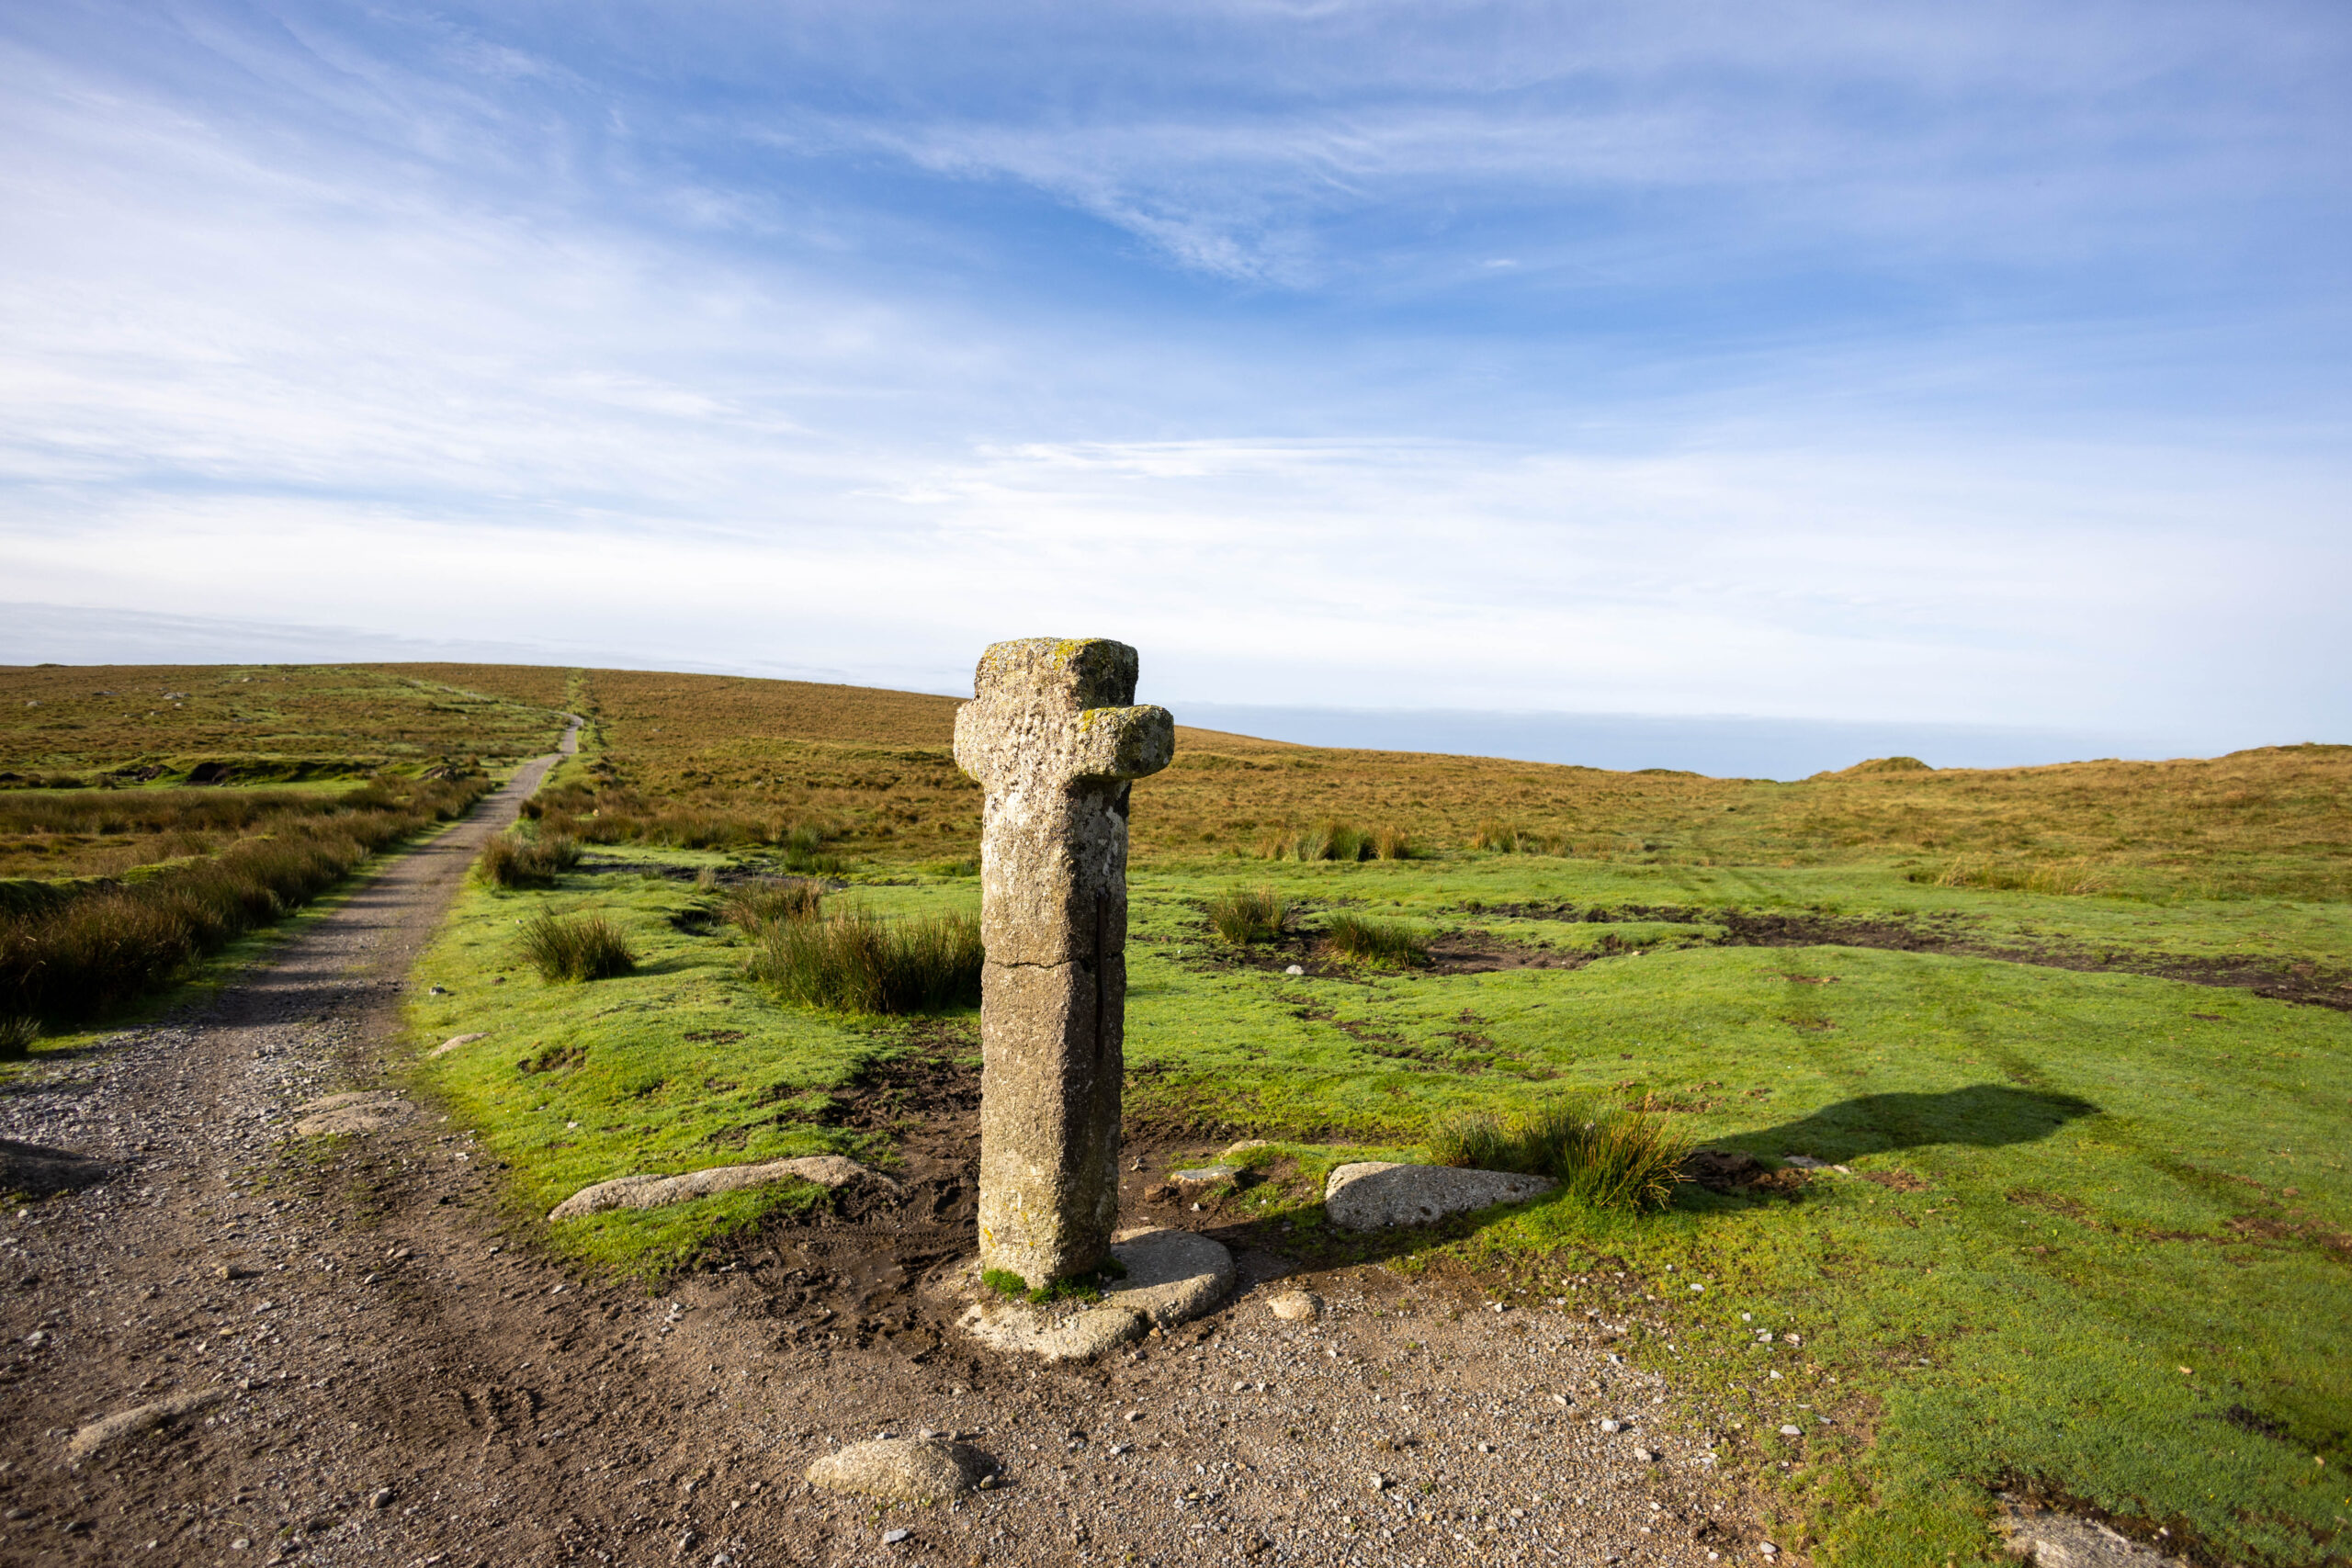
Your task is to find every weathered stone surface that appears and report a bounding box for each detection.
[67,1388,224,1459]
[1267,1290,1322,1322]
[548,1156,893,1221]
[1171,1165,1237,1188]
[1323,1162,1557,1230]
[1102,1226,1234,1327]
[2000,1502,2187,1566]
[956,1301,1149,1361]
[953,637,1172,1288]
[806,1437,998,1503]
[292,1092,411,1137]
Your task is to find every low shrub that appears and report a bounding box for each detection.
[1370,825,1416,860]
[0,1014,36,1061]
[721,878,822,932]
[475,832,582,889]
[1324,912,1428,966]
[1205,886,1289,944]
[1425,1096,1690,1213]
[1917,856,2109,896]
[518,910,637,982]
[749,908,982,1014]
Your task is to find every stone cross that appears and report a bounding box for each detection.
[953,638,1174,1288]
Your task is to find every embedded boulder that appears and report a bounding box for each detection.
[548,1156,895,1221]
[1323,1161,1555,1230]
[806,1437,998,1503]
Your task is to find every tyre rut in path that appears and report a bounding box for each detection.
[0,724,1771,1568]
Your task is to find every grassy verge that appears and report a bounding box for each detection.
[403,847,978,1280]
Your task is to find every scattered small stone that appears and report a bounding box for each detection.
[1781,1155,1827,1170]
[881,1528,911,1545]
[1368,1473,1388,1491]
[215,1266,258,1281]
[1267,1290,1321,1322]
[1599,1418,1623,1434]
[1634,1448,1657,1462]
[1284,964,1305,976]
[368,1487,395,1509]
[1780,1425,1802,1437]
[428,1032,489,1059]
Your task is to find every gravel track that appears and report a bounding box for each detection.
[0,731,1773,1568]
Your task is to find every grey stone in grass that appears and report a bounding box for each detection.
[428,1032,489,1058]
[806,1438,998,1504]
[1999,1502,2188,1567]
[67,1388,225,1459]
[548,1156,895,1220]
[1171,1164,1237,1189]
[1323,1161,1556,1231]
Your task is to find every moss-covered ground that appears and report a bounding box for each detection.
[405,843,2350,1568]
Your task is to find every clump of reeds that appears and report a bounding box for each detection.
[0,1015,38,1061]
[748,907,982,1014]
[1205,886,1289,945]
[1424,1095,1690,1213]
[721,878,822,932]
[1250,819,1418,863]
[474,831,582,890]
[517,910,637,982]
[1323,912,1428,966]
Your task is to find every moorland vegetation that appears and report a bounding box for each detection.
[4,660,2346,1568]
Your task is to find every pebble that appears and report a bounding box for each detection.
[1266,1291,1321,1322]
[1780,1424,1802,1436]
[369,1487,396,1508]
[882,1528,911,1545]
[1599,1418,1623,1433]
[1283,964,1305,976]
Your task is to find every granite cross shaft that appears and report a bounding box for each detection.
[952,637,1175,1288]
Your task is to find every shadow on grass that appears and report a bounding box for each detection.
[1722,1083,2099,1164]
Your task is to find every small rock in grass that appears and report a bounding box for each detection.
[1284,964,1305,976]
[1323,1162,1555,1230]
[1780,1424,1802,1436]
[549,1156,896,1220]
[806,1438,997,1504]
[428,1032,488,1058]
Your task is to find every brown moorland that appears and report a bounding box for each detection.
[356,662,2352,901]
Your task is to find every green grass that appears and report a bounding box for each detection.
[404,849,930,1279]
[476,830,581,889]
[404,840,2351,1567]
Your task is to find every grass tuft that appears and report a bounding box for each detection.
[747,907,981,1015]
[980,1257,1131,1302]
[1324,911,1428,966]
[517,910,637,982]
[475,831,582,889]
[1205,886,1289,944]
[720,878,822,932]
[0,1014,36,1061]
[1424,1095,1689,1213]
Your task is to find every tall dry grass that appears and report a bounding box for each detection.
[1205,886,1289,944]
[517,910,636,982]
[0,775,490,1021]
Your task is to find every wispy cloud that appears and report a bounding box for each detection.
[0,0,2345,750]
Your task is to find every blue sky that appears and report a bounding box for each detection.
[2,1,2346,761]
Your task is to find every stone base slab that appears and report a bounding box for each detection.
[940,1225,1234,1361]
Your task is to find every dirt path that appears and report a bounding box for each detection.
[0,734,1771,1568]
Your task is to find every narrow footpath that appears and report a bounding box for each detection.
[0,732,1765,1568]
